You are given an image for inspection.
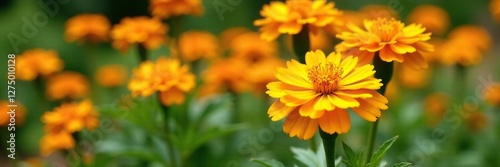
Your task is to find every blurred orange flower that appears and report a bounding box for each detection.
[407,5,449,35]
[95,64,127,87]
[16,49,64,81]
[336,17,434,69]
[229,31,278,63]
[110,17,168,52]
[397,65,429,89]
[40,100,99,156]
[128,57,196,106]
[200,58,251,96]
[466,111,488,132]
[491,0,500,21]
[149,0,204,19]
[424,93,449,127]
[267,50,388,140]
[360,5,399,20]
[179,30,219,61]
[254,0,342,41]
[438,25,491,66]
[65,14,111,43]
[46,72,89,101]
[484,83,500,107]
[220,27,251,49]
[0,101,26,126]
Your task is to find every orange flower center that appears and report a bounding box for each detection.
[307,63,343,95]
[369,18,403,42]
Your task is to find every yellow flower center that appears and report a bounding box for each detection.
[369,18,403,42]
[308,63,343,95]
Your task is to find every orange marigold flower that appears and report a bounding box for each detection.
[424,93,449,127]
[336,17,434,69]
[46,72,90,101]
[179,30,219,61]
[397,65,429,89]
[465,111,488,132]
[360,5,399,20]
[111,17,168,53]
[267,50,388,140]
[254,0,342,41]
[40,100,99,156]
[438,25,491,66]
[491,0,500,21]
[149,0,204,19]
[0,101,26,126]
[200,58,251,96]
[42,100,99,134]
[40,131,75,156]
[229,31,278,63]
[95,64,127,87]
[246,58,284,95]
[220,27,251,49]
[128,57,196,106]
[65,14,111,43]
[16,49,64,81]
[407,5,449,35]
[484,83,500,107]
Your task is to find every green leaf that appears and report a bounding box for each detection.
[251,158,286,167]
[342,142,356,167]
[392,162,412,167]
[291,147,322,167]
[369,135,399,167]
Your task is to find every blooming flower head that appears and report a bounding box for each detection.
[483,83,500,107]
[438,25,491,66]
[40,100,99,156]
[179,30,219,61]
[95,64,127,87]
[424,93,449,127]
[200,58,251,96]
[149,0,204,19]
[254,0,342,41]
[267,50,388,140]
[336,17,434,69]
[128,57,196,106]
[46,72,90,101]
[65,14,111,44]
[491,0,500,21]
[0,101,26,126]
[229,31,278,63]
[407,5,449,35]
[111,17,168,53]
[16,49,64,81]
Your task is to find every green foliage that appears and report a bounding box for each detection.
[251,158,286,167]
[342,136,411,167]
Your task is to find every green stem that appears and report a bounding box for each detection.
[364,52,393,164]
[137,44,148,62]
[292,25,310,63]
[320,131,338,167]
[157,93,177,167]
[310,136,317,152]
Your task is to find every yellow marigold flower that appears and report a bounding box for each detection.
[336,18,434,69]
[424,93,449,127]
[128,57,196,106]
[266,50,388,140]
[0,101,26,126]
[149,0,204,19]
[438,25,491,66]
[40,131,75,156]
[16,49,64,81]
[65,14,111,43]
[46,72,89,101]
[229,31,278,62]
[95,64,127,87]
[465,111,488,132]
[484,83,500,107]
[42,100,99,133]
[396,65,429,89]
[254,0,342,41]
[110,17,168,52]
[407,5,449,35]
[179,30,219,61]
[491,0,500,21]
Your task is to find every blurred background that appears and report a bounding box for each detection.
[0,0,499,166]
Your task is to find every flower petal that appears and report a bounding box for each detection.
[268,100,295,121]
[318,109,350,134]
[327,94,360,109]
[284,110,318,140]
[306,50,326,68]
